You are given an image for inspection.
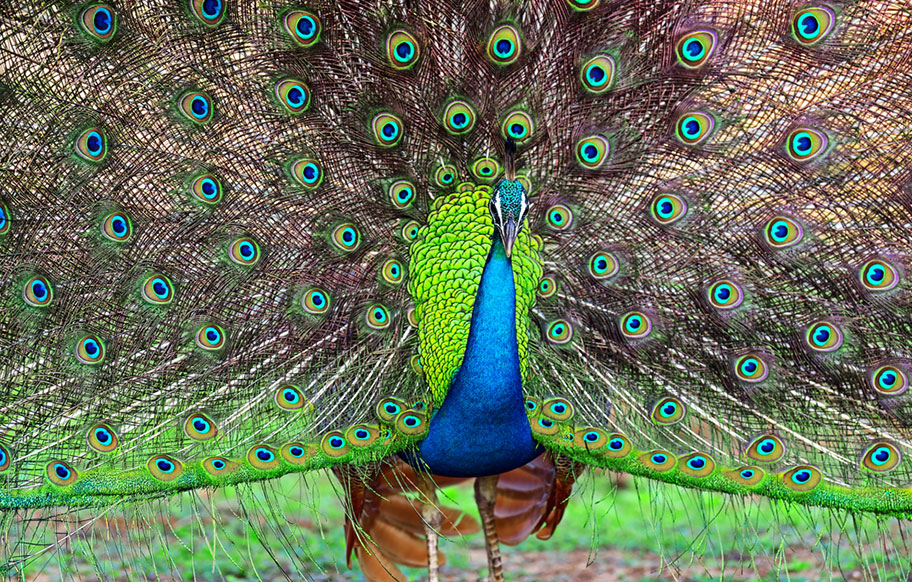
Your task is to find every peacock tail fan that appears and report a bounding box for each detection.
[1,0,912,579]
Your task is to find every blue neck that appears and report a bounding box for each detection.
[414,236,540,477]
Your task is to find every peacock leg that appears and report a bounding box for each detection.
[417,473,443,582]
[475,474,504,582]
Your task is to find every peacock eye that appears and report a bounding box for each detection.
[148,454,183,481]
[546,204,573,230]
[763,216,803,248]
[274,78,310,114]
[675,112,715,146]
[538,275,557,298]
[141,275,174,306]
[785,127,828,162]
[87,423,119,453]
[442,99,476,135]
[283,10,321,47]
[381,259,404,285]
[861,442,901,472]
[301,287,331,315]
[546,320,573,344]
[248,445,280,470]
[650,397,686,425]
[74,128,107,162]
[228,237,261,267]
[80,4,117,42]
[189,174,223,205]
[620,311,652,340]
[177,91,214,124]
[47,460,79,486]
[0,201,9,236]
[782,465,822,491]
[680,453,715,477]
[189,0,225,26]
[641,450,675,471]
[387,29,420,69]
[649,193,688,225]
[501,110,534,143]
[365,304,391,330]
[487,24,521,65]
[195,324,226,351]
[870,364,908,395]
[746,434,785,462]
[22,275,53,307]
[331,223,360,252]
[707,280,744,310]
[734,353,769,383]
[580,54,616,93]
[183,412,218,440]
[433,164,458,188]
[805,321,843,352]
[859,259,899,292]
[76,335,106,365]
[792,6,836,46]
[575,135,610,169]
[371,112,404,147]
[588,251,620,280]
[290,158,323,189]
[676,30,717,69]
[388,179,416,209]
[472,158,500,181]
[101,212,132,242]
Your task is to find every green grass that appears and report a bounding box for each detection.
[12,470,912,581]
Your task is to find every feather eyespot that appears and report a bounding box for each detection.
[274,78,310,114]
[859,259,899,293]
[588,251,619,280]
[376,396,408,422]
[80,4,116,42]
[442,100,476,135]
[487,24,521,65]
[330,223,360,252]
[861,441,901,472]
[289,158,323,189]
[785,127,827,162]
[177,91,213,124]
[365,304,391,330]
[346,424,380,447]
[74,128,107,162]
[148,455,183,481]
[745,434,785,463]
[301,288,330,315]
[620,311,652,340]
[707,280,744,310]
[183,412,218,440]
[545,320,573,344]
[101,212,132,242]
[0,444,11,472]
[204,456,237,476]
[580,55,615,93]
[388,179,415,209]
[395,411,427,436]
[47,461,78,486]
[23,275,53,308]
[640,450,675,472]
[650,193,688,225]
[283,10,321,47]
[574,428,608,449]
[387,29,420,69]
[782,465,821,491]
[228,237,260,267]
[321,431,351,456]
[248,445,279,470]
[542,397,574,421]
[86,423,118,453]
[501,110,534,143]
[763,216,803,248]
[538,275,557,298]
[650,397,686,425]
[380,259,404,285]
[189,0,225,26]
[603,433,632,458]
[675,112,714,145]
[546,204,573,230]
[402,220,421,242]
[189,174,222,205]
[805,321,843,352]
[792,6,835,46]
[433,165,458,188]
[141,275,174,306]
[275,385,308,411]
[371,113,404,147]
[75,335,105,365]
[195,325,226,351]
[575,135,610,169]
[734,353,769,383]
[679,452,715,478]
[471,158,500,181]
[281,443,314,465]
[531,416,560,436]
[524,398,540,414]
[869,364,908,395]
[406,306,418,327]
[0,201,9,236]
[567,0,599,10]
[676,30,717,69]
[724,466,764,486]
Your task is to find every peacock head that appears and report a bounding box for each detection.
[489,137,528,258]
[489,178,528,259]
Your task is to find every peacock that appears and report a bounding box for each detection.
[1,0,912,580]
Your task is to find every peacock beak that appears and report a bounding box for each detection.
[500,215,518,258]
